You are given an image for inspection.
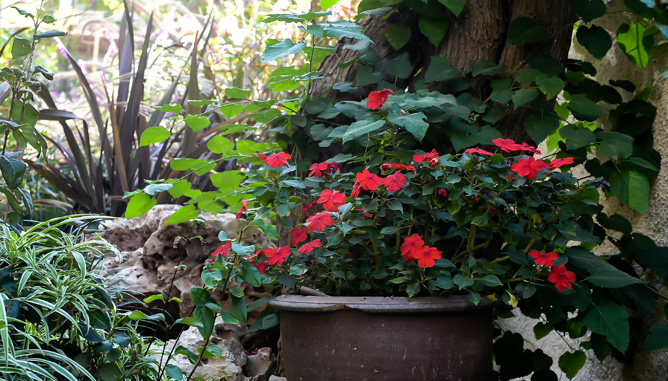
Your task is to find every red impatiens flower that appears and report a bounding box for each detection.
[317,190,347,212]
[412,246,442,268]
[492,138,522,152]
[301,201,317,219]
[306,212,336,232]
[384,172,407,193]
[366,89,395,110]
[381,163,392,172]
[261,152,291,167]
[511,157,551,179]
[517,142,541,155]
[265,246,291,265]
[528,250,559,267]
[550,157,575,169]
[211,241,233,257]
[438,188,448,197]
[400,234,425,261]
[289,226,308,247]
[413,149,439,163]
[548,264,576,292]
[249,261,268,274]
[466,148,494,156]
[309,162,330,177]
[298,239,322,254]
[355,169,385,192]
[236,200,248,220]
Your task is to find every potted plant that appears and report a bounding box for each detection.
[206,89,650,380]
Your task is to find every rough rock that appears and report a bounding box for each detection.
[244,347,276,381]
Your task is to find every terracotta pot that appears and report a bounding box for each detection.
[269,295,494,381]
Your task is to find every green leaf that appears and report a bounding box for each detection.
[164,205,200,225]
[11,37,31,59]
[586,269,641,288]
[583,300,630,352]
[207,135,234,154]
[508,17,547,45]
[225,87,252,99]
[263,11,330,23]
[231,296,248,324]
[0,155,27,189]
[12,7,34,19]
[173,317,204,329]
[34,30,67,39]
[125,193,156,219]
[568,0,606,22]
[480,275,502,287]
[241,261,262,287]
[424,57,458,83]
[262,39,306,63]
[568,94,606,121]
[470,61,506,77]
[511,87,538,109]
[154,104,183,113]
[437,0,467,16]
[17,187,32,218]
[617,21,653,68]
[42,15,56,23]
[610,169,649,213]
[184,115,209,132]
[576,25,612,59]
[558,350,586,379]
[559,124,595,149]
[535,74,564,99]
[419,16,449,47]
[388,112,429,141]
[139,126,170,147]
[194,306,215,340]
[643,321,668,351]
[165,364,184,380]
[355,65,382,86]
[386,52,412,79]
[143,183,173,196]
[0,187,23,213]
[385,24,411,50]
[321,0,340,10]
[342,119,386,142]
[597,131,634,159]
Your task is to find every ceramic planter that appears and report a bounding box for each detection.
[269,295,494,381]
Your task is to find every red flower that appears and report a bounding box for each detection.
[355,169,384,192]
[309,162,329,177]
[511,157,551,179]
[466,148,494,156]
[381,163,392,172]
[211,241,233,257]
[429,158,439,167]
[326,162,341,173]
[548,264,576,292]
[298,239,322,254]
[366,89,395,110]
[400,234,425,261]
[236,200,248,220]
[257,153,267,161]
[413,246,442,268]
[289,226,308,247]
[351,182,362,198]
[301,201,317,219]
[492,138,522,152]
[528,250,558,267]
[266,246,291,265]
[261,152,291,167]
[438,188,448,197]
[382,163,417,172]
[249,261,268,274]
[550,157,574,169]
[306,212,335,232]
[384,172,407,193]
[517,142,541,155]
[317,190,347,212]
[413,149,439,163]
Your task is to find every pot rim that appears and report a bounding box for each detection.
[268,294,495,313]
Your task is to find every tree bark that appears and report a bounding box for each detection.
[311,0,577,144]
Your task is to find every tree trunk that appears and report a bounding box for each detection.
[311,0,576,144]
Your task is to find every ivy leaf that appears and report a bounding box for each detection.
[125,193,156,219]
[386,52,412,79]
[418,16,449,47]
[385,24,411,50]
[558,350,586,379]
[610,169,649,213]
[437,0,467,16]
[388,112,429,141]
[11,37,31,59]
[164,205,200,225]
[355,65,382,86]
[568,0,606,22]
[139,126,170,147]
[535,74,564,99]
[511,87,538,109]
[262,39,306,63]
[424,57,458,83]
[583,300,630,352]
[342,119,386,142]
[508,17,547,45]
[568,94,606,121]
[617,21,653,68]
[576,25,612,59]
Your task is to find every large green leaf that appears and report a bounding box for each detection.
[610,169,649,213]
[508,17,547,45]
[11,37,31,59]
[386,24,411,50]
[559,124,595,149]
[386,52,412,79]
[164,205,200,225]
[424,57,458,83]
[511,88,538,109]
[586,269,641,288]
[558,351,586,380]
[597,131,634,159]
[535,74,564,99]
[568,0,606,22]
[643,321,668,351]
[207,135,234,154]
[125,193,156,219]
[388,112,429,141]
[419,16,449,47]
[567,94,606,121]
[576,25,612,59]
[139,126,170,147]
[342,119,386,142]
[617,21,653,68]
[194,306,215,340]
[470,61,506,77]
[437,0,467,16]
[583,300,630,352]
[262,39,306,63]
[355,66,382,86]
[635,247,668,276]
[0,155,27,189]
